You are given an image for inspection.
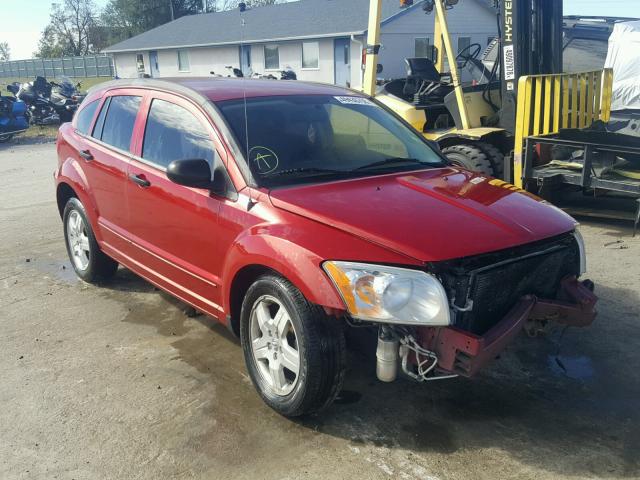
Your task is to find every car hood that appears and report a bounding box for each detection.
[269,168,577,262]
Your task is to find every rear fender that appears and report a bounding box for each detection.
[56,155,101,241]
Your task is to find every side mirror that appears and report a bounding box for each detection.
[377,63,384,74]
[167,159,213,189]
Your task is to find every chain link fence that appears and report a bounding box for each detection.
[0,54,114,79]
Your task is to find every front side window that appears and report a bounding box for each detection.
[217,95,444,188]
[75,99,99,135]
[302,42,319,69]
[99,95,142,152]
[264,45,280,70]
[142,99,214,169]
[177,50,190,72]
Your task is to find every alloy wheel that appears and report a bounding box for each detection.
[249,295,300,396]
[66,210,90,271]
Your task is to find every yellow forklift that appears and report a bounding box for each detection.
[362,0,614,188]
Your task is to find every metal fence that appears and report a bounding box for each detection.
[0,54,114,79]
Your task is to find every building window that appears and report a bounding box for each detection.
[177,50,190,72]
[457,37,471,55]
[136,53,145,73]
[302,41,319,69]
[457,36,471,67]
[264,45,280,70]
[415,37,431,58]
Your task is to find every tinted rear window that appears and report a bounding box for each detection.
[99,96,141,152]
[92,97,110,139]
[75,100,99,135]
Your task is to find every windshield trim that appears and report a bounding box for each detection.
[265,165,452,191]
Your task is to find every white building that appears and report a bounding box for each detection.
[103,0,497,89]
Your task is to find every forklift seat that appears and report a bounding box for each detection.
[405,58,442,84]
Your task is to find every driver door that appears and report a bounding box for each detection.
[125,92,227,315]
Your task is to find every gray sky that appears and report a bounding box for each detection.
[2,0,638,61]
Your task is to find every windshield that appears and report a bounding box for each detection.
[216,95,445,187]
[54,77,76,96]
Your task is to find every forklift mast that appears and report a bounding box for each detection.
[500,0,564,132]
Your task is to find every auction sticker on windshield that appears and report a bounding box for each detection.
[334,96,375,106]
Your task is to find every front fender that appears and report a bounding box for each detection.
[221,230,345,314]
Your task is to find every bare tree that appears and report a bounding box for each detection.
[35,0,96,57]
[0,42,10,61]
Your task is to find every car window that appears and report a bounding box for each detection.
[142,99,214,169]
[100,95,141,152]
[75,100,99,135]
[92,97,111,139]
[217,95,444,187]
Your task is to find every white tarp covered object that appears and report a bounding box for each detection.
[605,21,640,111]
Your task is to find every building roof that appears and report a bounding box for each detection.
[104,0,428,53]
[90,76,361,102]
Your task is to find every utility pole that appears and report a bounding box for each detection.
[169,0,175,20]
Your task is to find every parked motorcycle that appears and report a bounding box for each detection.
[0,92,29,143]
[280,66,297,80]
[50,77,85,122]
[12,77,59,126]
[250,67,297,80]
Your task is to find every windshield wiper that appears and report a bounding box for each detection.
[264,167,349,177]
[353,157,425,171]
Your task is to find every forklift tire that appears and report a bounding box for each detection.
[443,143,499,177]
[475,142,505,179]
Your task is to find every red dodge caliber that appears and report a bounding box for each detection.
[55,78,597,417]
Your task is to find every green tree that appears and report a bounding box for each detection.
[101,0,211,43]
[0,42,10,61]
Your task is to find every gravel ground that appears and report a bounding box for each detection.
[1,142,639,480]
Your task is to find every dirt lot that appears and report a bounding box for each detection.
[1,141,639,480]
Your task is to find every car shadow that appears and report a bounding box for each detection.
[92,264,640,478]
[292,282,640,478]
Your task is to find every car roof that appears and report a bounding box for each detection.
[90,77,364,103]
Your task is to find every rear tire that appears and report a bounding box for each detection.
[240,274,346,417]
[63,197,118,283]
[443,142,503,177]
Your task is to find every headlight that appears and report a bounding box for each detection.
[323,261,451,326]
[573,227,587,275]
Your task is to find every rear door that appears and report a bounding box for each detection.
[125,91,226,315]
[74,90,143,254]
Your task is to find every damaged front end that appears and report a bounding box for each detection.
[375,232,598,382]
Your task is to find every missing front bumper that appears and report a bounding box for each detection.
[414,276,598,378]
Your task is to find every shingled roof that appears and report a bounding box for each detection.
[104,0,429,53]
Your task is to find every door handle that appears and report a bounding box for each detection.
[129,173,151,188]
[78,149,93,161]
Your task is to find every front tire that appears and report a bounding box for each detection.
[240,274,346,417]
[63,197,118,283]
